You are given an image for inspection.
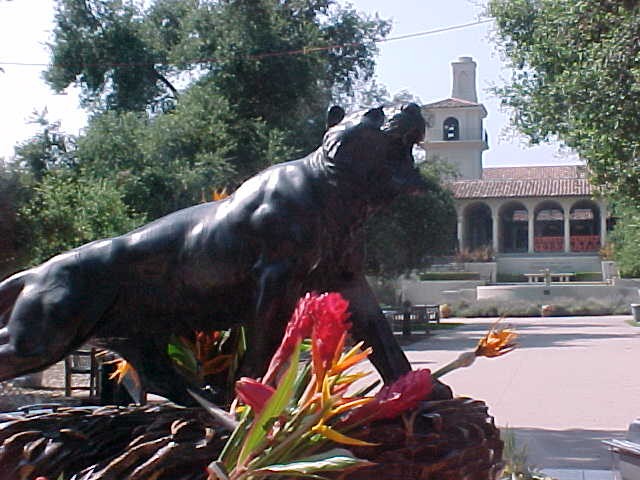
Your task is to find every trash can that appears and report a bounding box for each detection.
[604,419,640,480]
[631,304,640,322]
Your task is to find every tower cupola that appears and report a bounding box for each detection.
[451,56,478,103]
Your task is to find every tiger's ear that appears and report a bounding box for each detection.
[326,105,345,129]
[361,106,385,130]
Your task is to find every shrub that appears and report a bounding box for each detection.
[497,301,540,317]
[573,272,602,282]
[451,297,626,318]
[496,273,526,283]
[455,246,495,263]
[610,202,640,278]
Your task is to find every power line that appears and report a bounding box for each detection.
[0,18,493,69]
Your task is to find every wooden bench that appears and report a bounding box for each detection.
[383,305,440,337]
[524,272,575,283]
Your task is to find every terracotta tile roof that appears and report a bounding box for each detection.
[451,165,593,199]
[422,97,480,108]
[482,165,588,180]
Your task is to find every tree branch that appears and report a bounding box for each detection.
[153,69,179,101]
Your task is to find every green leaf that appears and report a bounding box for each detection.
[167,337,198,374]
[251,448,374,476]
[237,340,301,464]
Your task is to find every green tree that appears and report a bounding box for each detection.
[18,170,145,265]
[488,0,640,200]
[45,0,183,111]
[365,159,457,278]
[13,110,75,180]
[0,161,30,276]
[488,0,640,276]
[44,0,390,218]
[46,0,389,152]
[608,202,640,278]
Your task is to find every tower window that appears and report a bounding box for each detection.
[443,117,459,141]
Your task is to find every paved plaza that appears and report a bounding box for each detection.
[403,315,640,472]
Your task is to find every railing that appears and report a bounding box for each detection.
[534,236,564,252]
[570,235,600,252]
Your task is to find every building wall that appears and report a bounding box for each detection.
[455,195,609,260]
[495,255,603,276]
[399,279,486,305]
[424,108,484,143]
[430,145,483,179]
[477,283,640,303]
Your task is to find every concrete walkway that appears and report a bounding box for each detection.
[402,315,640,472]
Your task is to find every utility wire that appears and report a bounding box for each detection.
[0,18,493,69]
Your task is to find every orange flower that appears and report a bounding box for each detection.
[109,359,133,383]
[212,188,229,201]
[475,321,518,358]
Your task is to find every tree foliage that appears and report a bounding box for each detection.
[488,0,640,200]
[46,0,389,147]
[18,170,144,265]
[43,0,391,217]
[489,0,640,276]
[6,0,457,276]
[365,159,457,278]
[608,202,640,278]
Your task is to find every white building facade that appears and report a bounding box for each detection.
[421,57,609,275]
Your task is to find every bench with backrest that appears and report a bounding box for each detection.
[523,272,575,283]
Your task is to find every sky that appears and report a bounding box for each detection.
[0,0,580,166]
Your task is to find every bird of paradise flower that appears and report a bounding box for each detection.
[202,292,510,480]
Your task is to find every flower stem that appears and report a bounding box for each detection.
[432,351,476,379]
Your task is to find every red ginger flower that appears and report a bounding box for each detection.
[235,377,275,414]
[340,369,433,425]
[262,292,319,384]
[311,293,352,381]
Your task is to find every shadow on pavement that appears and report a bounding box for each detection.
[508,427,625,470]
[404,319,640,351]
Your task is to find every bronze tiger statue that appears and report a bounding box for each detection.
[0,104,430,405]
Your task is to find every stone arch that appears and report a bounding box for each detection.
[570,199,601,252]
[463,202,492,251]
[534,200,564,252]
[499,201,528,253]
[443,117,459,141]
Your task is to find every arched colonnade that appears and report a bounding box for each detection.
[456,198,608,254]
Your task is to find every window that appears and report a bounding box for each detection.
[443,117,459,141]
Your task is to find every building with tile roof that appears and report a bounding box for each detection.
[421,58,608,275]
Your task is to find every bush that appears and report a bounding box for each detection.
[573,272,602,282]
[454,246,495,263]
[496,273,526,283]
[418,272,481,281]
[18,171,145,265]
[452,300,499,318]
[451,297,626,317]
[611,202,640,278]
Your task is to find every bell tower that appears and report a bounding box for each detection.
[421,57,488,180]
[451,56,478,103]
